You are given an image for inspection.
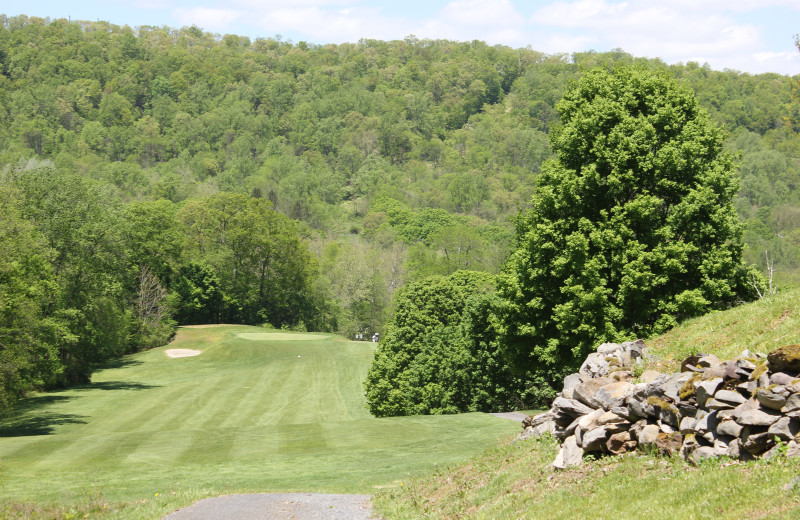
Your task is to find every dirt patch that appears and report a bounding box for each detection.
[236,332,331,341]
[166,349,202,358]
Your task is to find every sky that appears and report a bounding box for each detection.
[10,0,800,75]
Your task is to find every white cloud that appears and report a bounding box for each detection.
[173,7,243,31]
[528,0,799,73]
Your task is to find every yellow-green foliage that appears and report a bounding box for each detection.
[750,361,769,381]
[679,373,701,400]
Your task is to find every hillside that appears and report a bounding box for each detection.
[373,287,800,519]
[0,326,518,519]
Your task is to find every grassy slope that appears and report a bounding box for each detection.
[0,326,518,519]
[374,287,800,519]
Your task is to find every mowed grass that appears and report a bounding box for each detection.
[0,326,519,519]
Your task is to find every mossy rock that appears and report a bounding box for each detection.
[679,373,701,400]
[750,361,769,382]
[767,344,800,374]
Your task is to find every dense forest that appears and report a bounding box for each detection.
[0,14,798,411]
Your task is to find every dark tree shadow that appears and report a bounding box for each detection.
[0,379,159,437]
[98,357,143,370]
[0,396,86,436]
[73,381,158,392]
[0,412,87,436]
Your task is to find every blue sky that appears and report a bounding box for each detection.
[9,0,800,75]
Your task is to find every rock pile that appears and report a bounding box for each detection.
[520,342,800,468]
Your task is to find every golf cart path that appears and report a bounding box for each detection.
[163,493,376,520]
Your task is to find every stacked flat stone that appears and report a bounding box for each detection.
[518,342,800,468]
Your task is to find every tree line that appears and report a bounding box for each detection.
[0,14,798,413]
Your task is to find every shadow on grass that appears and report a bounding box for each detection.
[0,412,87,436]
[0,396,87,436]
[74,381,158,392]
[0,380,158,437]
[98,357,143,370]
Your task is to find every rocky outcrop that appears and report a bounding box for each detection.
[519,342,800,468]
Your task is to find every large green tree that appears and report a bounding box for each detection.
[496,66,755,401]
[364,271,530,417]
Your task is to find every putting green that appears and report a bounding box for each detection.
[0,325,518,519]
[236,332,332,341]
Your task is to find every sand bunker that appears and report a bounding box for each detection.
[236,332,330,341]
[166,348,202,358]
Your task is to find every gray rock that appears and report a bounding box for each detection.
[679,416,697,434]
[737,381,757,394]
[553,397,595,418]
[607,431,636,455]
[736,408,781,427]
[597,342,622,356]
[705,398,735,410]
[736,358,757,371]
[768,416,800,441]
[662,373,692,402]
[597,411,627,425]
[637,424,661,446]
[756,387,788,411]
[562,417,580,438]
[573,377,614,409]
[654,432,683,456]
[594,381,633,410]
[561,373,583,400]
[574,424,583,447]
[782,393,800,414]
[582,426,612,452]
[727,438,741,458]
[783,476,800,491]
[578,408,605,432]
[659,422,676,434]
[741,430,774,455]
[787,441,800,458]
[659,403,681,429]
[771,372,797,386]
[639,370,663,384]
[579,353,610,378]
[553,436,583,469]
[695,378,724,407]
[716,418,743,438]
[714,389,747,406]
[697,354,722,369]
[714,438,732,457]
[731,398,760,416]
[627,392,648,420]
[695,411,719,434]
[609,406,634,421]
[526,412,554,428]
[692,446,718,462]
[758,373,770,388]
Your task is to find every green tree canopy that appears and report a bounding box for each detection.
[496,66,755,401]
[364,271,530,417]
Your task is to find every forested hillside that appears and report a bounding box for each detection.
[1,14,799,410]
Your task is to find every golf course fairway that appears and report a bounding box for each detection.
[0,325,519,518]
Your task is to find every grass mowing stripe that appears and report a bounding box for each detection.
[0,326,519,518]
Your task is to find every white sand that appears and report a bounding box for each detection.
[166,348,202,358]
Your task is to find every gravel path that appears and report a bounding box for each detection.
[162,493,376,520]
[489,411,528,422]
